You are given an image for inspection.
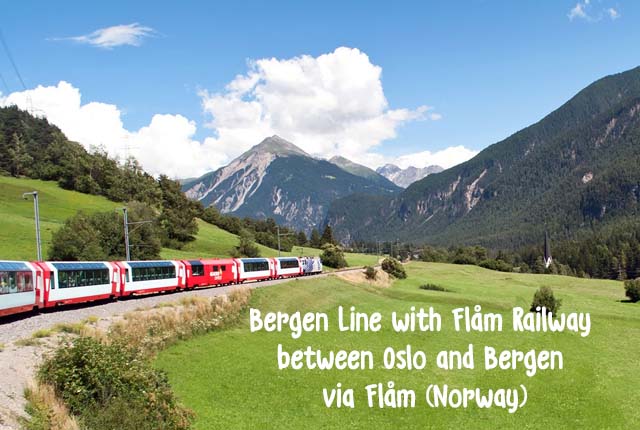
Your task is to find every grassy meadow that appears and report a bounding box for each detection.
[0,176,119,260]
[155,262,640,429]
[0,176,378,267]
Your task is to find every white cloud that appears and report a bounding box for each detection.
[199,47,444,165]
[391,146,478,170]
[568,1,620,22]
[0,81,226,177]
[52,23,155,49]
[568,2,588,20]
[0,47,477,177]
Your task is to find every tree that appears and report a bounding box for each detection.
[233,229,261,258]
[320,244,347,268]
[48,205,162,261]
[310,228,322,248]
[158,175,199,248]
[49,212,108,261]
[7,133,33,177]
[624,279,640,302]
[296,231,308,246]
[320,225,336,246]
[381,257,407,279]
[530,286,562,314]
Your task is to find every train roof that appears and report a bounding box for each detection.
[126,261,175,268]
[50,262,110,271]
[0,261,31,271]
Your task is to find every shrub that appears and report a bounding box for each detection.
[381,257,407,279]
[364,266,377,280]
[530,286,562,314]
[320,244,348,269]
[38,337,193,430]
[479,259,513,273]
[419,283,448,292]
[624,278,640,302]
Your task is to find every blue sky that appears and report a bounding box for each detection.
[1,0,638,176]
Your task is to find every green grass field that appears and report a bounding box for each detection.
[0,176,119,260]
[155,263,640,429]
[0,176,378,267]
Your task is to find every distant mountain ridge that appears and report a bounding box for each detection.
[182,136,400,231]
[328,156,399,189]
[376,163,444,188]
[327,65,640,249]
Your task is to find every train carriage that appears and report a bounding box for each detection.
[274,257,303,278]
[301,257,323,275]
[36,261,117,307]
[235,258,275,283]
[118,260,186,296]
[0,261,38,316]
[183,259,237,289]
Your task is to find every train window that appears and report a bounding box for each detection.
[280,259,299,269]
[131,265,176,282]
[213,265,219,272]
[190,262,204,276]
[221,265,226,272]
[244,261,269,272]
[58,271,68,289]
[57,269,109,288]
[0,271,34,294]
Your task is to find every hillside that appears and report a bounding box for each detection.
[0,176,119,260]
[0,175,378,266]
[183,136,399,232]
[328,65,640,248]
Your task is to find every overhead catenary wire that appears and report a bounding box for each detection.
[0,28,27,91]
[0,70,9,94]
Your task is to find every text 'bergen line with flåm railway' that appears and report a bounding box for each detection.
[249,305,591,338]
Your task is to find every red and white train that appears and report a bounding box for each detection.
[0,256,322,318]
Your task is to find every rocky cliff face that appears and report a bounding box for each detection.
[183,135,399,231]
[376,164,443,188]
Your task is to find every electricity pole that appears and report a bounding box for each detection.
[276,226,293,257]
[121,207,131,261]
[22,191,42,261]
[118,207,153,261]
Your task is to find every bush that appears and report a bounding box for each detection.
[38,337,193,430]
[321,244,348,268]
[364,266,377,280]
[419,283,448,292]
[624,278,640,302]
[479,259,513,273]
[381,257,407,279]
[530,286,562,314]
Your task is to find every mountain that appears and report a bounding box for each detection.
[376,164,444,188]
[182,136,399,231]
[327,65,640,249]
[328,156,399,189]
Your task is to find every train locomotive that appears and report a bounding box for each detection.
[0,256,322,318]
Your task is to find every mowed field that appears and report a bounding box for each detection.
[0,176,119,260]
[0,176,378,267]
[155,263,640,429]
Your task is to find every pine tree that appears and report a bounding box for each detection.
[310,228,321,248]
[320,225,336,246]
[7,133,33,177]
